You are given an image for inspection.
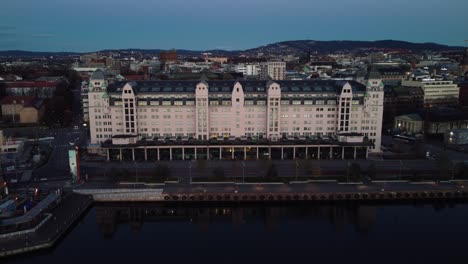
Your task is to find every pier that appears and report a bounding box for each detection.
[74,181,468,203]
[0,193,92,258]
[1,180,468,258]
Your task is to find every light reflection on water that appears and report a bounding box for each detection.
[8,202,468,264]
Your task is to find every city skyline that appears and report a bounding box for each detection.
[1,0,467,52]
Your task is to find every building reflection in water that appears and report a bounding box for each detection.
[95,203,378,238]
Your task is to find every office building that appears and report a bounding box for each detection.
[86,72,384,159]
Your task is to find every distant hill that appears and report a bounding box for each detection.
[243,40,464,55]
[0,40,463,57]
[0,50,80,57]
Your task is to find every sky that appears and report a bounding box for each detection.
[1,0,467,52]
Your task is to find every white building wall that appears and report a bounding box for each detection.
[401,80,459,105]
[365,80,384,152]
[88,78,111,145]
[92,79,384,152]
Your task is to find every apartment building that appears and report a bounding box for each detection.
[235,64,260,76]
[260,62,286,80]
[87,71,384,158]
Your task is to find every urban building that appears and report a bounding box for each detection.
[19,100,45,124]
[159,50,177,63]
[2,81,57,99]
[397,108,468,135]
[377,67,406,86]
[260,62,286,80]
[86,72,384,159]
[459,80,468,107]
[235,64,260,76]
[394,114,424,134]
[401,78,459,107]
[0,96,44,124]
[384,86,424,127]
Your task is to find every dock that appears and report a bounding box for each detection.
[0,193,92,258]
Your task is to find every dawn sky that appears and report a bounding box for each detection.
[1,0,467,52]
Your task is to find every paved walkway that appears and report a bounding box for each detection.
[0,193,92,258]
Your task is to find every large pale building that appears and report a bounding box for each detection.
[401,78,459,107]
[87,73,384,160]
[260,62,286,80]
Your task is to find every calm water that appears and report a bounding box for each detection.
[7,202,468,264]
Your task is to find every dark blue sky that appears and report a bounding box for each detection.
[1,0,467,52]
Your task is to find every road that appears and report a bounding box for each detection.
[31,84,87,181]
[32,128,87,181]
[80,159,449,182]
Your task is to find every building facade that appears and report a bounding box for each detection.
[87,76,384,155]
[401,79,459,107]
[235,64,260,76]
[260,62,286,80]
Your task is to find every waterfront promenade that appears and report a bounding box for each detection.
[75,180,468,202]
[1,179,468,258]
